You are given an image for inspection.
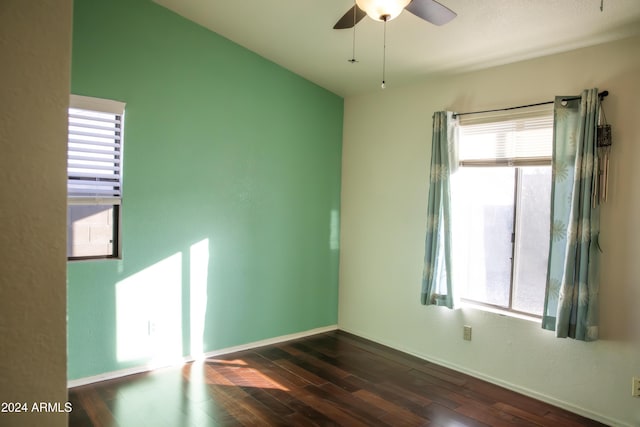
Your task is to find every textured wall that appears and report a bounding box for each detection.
[339,35,640,426]
[68,0,343,380]
[0,1,71,426]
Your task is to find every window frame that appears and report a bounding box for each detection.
[454,106,553,318]
[456,165,551,318]
[67,94,126,261]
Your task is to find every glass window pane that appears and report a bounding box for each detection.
[67,205,116,258]
[512,166,552,315]
[453,167,515,307]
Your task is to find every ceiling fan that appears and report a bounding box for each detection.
[333,0,457,89]
[333,0,456,29]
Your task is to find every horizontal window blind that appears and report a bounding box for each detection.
[457,106,553,166]
[68,95,125,203]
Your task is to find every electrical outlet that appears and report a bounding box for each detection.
[632,377,640,397]
[463,325,472,341]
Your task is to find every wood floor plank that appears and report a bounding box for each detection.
[281,411,322,426]
[77,388,119,427]
[255,346,295,362]
[69,331,608,427]
[68,393,95,426]
[542,410,608,427]
[206,383,282,426]
[259,387,338,426]
[347,374,434,415]
[290,386,373,427]
[321,382,390,420]
[377,380,433,407]
[453,397,535,426]
[282,355,360,392]
[421,402,492,427]
[285,342,353,379]
[271,358,329,386]
[304,383,392,426]
[464,377,554,416]
[492,402,559,426]
[353,388,430,426]
[242,352,313,389]
[396,370,463,409]
[241,386,294,418]
[188,398,236,427]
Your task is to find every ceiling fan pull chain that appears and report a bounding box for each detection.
[381,15,388,89]
[349,2,358,63]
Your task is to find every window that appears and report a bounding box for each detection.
[452,107,553,317]
[67,95,125,260]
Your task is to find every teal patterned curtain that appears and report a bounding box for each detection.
[421,111,457,308]
[542,89,601,341]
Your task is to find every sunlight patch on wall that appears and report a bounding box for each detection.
[116,252,183,366]
[190,239,209,358]
[330,209,340,251]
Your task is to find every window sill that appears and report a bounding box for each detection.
[460,300,541,323]
[68,256,122,263]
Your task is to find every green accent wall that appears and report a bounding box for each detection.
[68,0,343,380]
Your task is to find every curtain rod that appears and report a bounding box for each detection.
[452,90,608,119]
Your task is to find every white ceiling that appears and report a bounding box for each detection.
[153,0,640,97]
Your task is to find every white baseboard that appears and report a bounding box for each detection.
[338,326,628,427]
[68,324,337,389]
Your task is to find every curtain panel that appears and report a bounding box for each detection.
[542,88,601,341]
[421,111,457,308]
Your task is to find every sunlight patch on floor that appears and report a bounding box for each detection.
[203,360,289,391]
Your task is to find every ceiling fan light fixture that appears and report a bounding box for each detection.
[355,0,411,22]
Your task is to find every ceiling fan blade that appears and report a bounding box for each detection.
[333,5,367,29]
[405,0,456,26]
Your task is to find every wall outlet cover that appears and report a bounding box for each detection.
[463,325,472,341]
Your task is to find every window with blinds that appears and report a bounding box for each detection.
[67,95,126,260]
[457,106,553,166]
[452,105,553,317]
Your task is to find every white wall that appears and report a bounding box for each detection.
[339,35,640,426]
[0,2,72,426]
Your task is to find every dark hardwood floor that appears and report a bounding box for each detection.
[68,330,606,426]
